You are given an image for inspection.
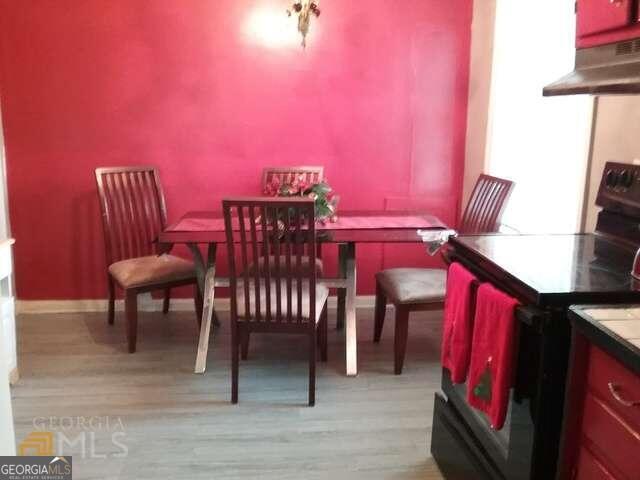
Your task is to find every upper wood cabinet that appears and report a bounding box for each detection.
[576,0,634,37]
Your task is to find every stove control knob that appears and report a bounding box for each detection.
[624,171,636,188]
[606,169,619,188]
[618,170,634,189]
[620,170,630,188]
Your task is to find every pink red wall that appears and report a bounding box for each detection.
[0,0,472,300]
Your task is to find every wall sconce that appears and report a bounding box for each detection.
[287,1,321,48]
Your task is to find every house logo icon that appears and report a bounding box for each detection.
[17,431,54,456]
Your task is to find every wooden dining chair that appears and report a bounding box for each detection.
[223,197,329,406]
[95,167,200,353]
[262,166,324,192]
[259,166,326,277]
[373,174,515,374]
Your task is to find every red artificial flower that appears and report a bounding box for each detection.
[264,177,282,196]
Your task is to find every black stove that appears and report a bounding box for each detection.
[431,162,640,480]
[452,233,637,308]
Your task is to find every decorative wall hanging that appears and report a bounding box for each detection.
[287,1,321,48]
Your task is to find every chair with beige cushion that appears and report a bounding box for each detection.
[223,196,328,406]
[374,174,515,374]
[95,166,200,353]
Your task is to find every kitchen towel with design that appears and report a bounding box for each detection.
[467,282,519,430]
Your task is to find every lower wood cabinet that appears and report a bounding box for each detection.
[559,335,640,480]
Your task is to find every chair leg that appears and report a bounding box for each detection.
[107,276,115,326]
[320,306,328,362]
[309,331,316,406]
[373,280,387,342]
[240,329,250,361]
[162,288,171,314]
[124,290,138,354]
[193,284,203,328]
[394,307,410,375]
[231,322,239,404]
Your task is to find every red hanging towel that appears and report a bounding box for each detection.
[441,262,478,383]
[467,283,519,430]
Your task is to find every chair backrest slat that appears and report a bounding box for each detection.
[245,207,262,321]
[460,174,515,234]
[262,166,324,192]
[223,197,316,328]
[284,212,293,322]
[95,166,168,266]
[271,205,282,321]
[237,207,252,320]
[295,210,304,323]
[258,206,273,322]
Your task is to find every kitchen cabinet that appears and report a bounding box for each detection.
[560,306,640,480]
[577,0,634,37]
[576,0,640,49]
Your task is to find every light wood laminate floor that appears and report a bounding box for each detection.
[11,307,445,479]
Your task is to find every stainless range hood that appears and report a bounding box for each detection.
[543,39,640,96]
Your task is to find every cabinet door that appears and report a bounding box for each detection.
[575,447,615,480]
[577,0,633,37]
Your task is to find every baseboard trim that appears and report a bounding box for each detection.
[9,367,19,385]
[16,295,377,314]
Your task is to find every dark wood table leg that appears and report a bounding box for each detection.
[336,244,347,330]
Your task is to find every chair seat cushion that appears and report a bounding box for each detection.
[109,254,196,289]
[376,268,446,305]
[247,255,323,276]
[236,280,329,322]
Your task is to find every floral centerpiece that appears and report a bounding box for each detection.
[264,175,339,223]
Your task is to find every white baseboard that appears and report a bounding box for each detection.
[16,295,377,314]
[8,367,19,385]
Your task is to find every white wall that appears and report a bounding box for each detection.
[464,0,594,234]
[584,96,640,232]
[0,108,15,454]
[462,0,496,207]
[0,322,16,455]
[0,106,16,379]
[485,0,593,234]
[0,114,9,241]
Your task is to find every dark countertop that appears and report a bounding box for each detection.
[569,305,640,375]
[450,234,640,307]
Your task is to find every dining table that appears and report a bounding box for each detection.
[159,210,447,376]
